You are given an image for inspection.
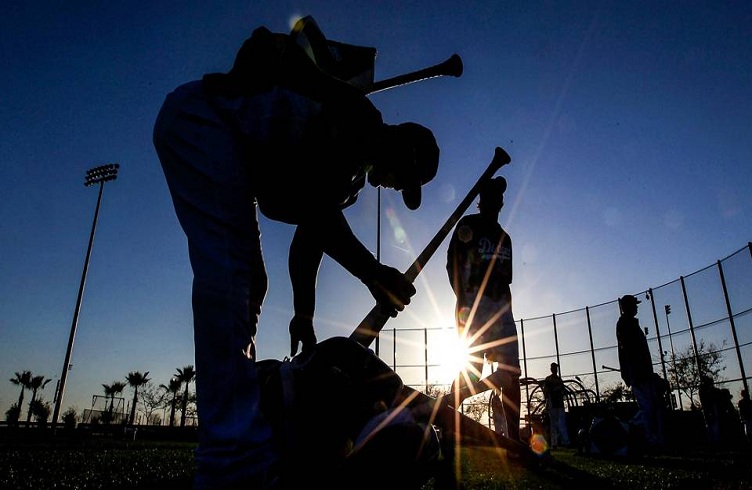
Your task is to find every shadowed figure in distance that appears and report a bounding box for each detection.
[738,389,752,445]
[153,15,439,489]
[445,175,521,443]
[616,294,665,452]
[543,362,570,448]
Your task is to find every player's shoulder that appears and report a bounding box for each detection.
[457,213,480,225]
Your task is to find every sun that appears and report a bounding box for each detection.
[433,331,472,383]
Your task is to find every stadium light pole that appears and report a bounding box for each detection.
[52,163,119,432]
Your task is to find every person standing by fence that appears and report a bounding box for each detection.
[543,362,570,448]
[738,389,752,445]
[489,389,508,436]
[616,294,665,452]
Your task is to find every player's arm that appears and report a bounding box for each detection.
[301,209,415,315]
[288,226,324,356]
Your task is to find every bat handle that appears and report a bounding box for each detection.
[350,307,389,348]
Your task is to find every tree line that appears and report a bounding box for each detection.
[5,365,197,428]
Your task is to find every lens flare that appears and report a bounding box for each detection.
[530,433,548,455]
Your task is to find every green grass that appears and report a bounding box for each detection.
[0,438,195,489]
[2,434,751,489]
[450,446,752,489]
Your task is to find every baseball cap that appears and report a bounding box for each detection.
[619,294,641,306]
[480,176,507,201]
[391,123,439,210]
[551,362,558,368]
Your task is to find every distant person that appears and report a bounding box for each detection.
[716,384,743,447]
[445,176,521,443]
[652,371,671,411]
[616,294,665,451]
[699,376,743,448]
[490,389,508,436]
[699,376,723,446]
[543,362,570,448]
[153,16,438,489]
[738,389,752,445]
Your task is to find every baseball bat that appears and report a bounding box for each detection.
[349,146,512,348]
[367,53,463,94]
[399,383,531,453]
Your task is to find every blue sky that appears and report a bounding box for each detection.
[2,1,750,417]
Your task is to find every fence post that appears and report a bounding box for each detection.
[552,313,560,365]
[424,328,429,392]
[585,306,600,402]
[680,276,703,380]
[392,328,397,372]
[647,288,669,382]
[519,318,530,421]
[717,260,749,394]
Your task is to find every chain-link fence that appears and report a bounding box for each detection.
[377,242,752,429]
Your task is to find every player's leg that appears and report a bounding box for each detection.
[154,85,278,488]
[488,299,521,443]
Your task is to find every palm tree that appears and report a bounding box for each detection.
[175,366,196,427]
[26,375,51,427]
[160,377,182,427]
[125,371,151,426]
[9,371,33,425]
[102,381,126,424]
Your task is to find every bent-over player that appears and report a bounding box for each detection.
[154,16,439,489]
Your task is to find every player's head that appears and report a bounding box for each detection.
[368,122,439,210]
[479,176,506,212]
[618,294,641,314]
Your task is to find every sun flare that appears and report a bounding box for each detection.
[434,332,472,383]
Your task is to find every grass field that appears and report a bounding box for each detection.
[2,431,751,489]
[454,446,752,489]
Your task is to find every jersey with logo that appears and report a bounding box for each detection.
[447,213,512,303]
